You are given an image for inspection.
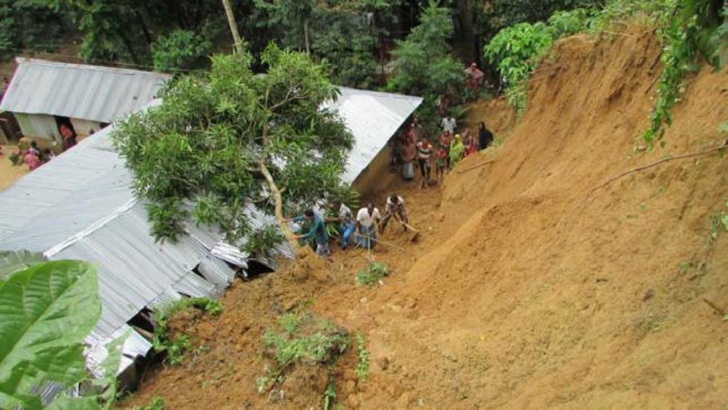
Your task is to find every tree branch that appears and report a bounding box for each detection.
[258,160,296,246]
[584,143,727,203]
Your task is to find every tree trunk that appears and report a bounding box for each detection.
[303,18,311,54]
[453,0,476,62]
[258,160,297,248]
[132,10,153,45]
[221,0,244,54]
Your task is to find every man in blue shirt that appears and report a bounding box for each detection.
[291,209,330,257]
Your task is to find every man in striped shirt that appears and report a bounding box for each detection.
[416,138,433,189]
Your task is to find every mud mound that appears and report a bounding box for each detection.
[289,246,332,282]
[357,29,728,408]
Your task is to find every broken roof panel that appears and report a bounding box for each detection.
[0,58,170,123]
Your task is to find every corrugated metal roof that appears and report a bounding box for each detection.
[0,124,234,345]
[0,86,422,381]
[0,58,170,123]
[325,87,423,183]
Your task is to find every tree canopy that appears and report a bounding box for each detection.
[112,44,354,252]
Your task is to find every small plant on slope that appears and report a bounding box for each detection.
[356,261,390,287]
[258,312,349,398]
[151,297,222,365]
[354,333,370,382]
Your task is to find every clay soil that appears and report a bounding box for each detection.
[123,28,728,409]
[0,145,28,190]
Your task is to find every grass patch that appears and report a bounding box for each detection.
[152,297,222,365]
[356,261,390,287]
[257,312,350,394]
[355,333,370,382]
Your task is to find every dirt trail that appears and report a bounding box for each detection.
[124,28,728,409]
[0,145,28,190]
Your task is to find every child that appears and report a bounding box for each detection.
[436,146,447,181]
[24,150,40,171]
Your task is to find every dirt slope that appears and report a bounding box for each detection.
[124,28,728,409]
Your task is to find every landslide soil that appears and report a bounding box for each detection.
[124,28,728,409]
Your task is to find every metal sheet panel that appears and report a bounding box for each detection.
[0,58,170,123]
[323,87,423,183]
[0,86,422,352]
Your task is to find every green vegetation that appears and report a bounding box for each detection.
[151,30,213,72]
[0,260,105,409]
[387,1,465,134]
[254,0,400,88]
[643,0,727,148]
[484,22,553,113]
[132,396,165,410]
[708,202,728,244]
[354,333,370,382]
[262,312,349,367]
[485,0,726,142]
[113,45,354,247]
[258,312,349,398]
[151,297,222,365]
[0,1,71,60]
[0,249,45,278]
[356,261,390,287]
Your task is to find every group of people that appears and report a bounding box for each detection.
[391,114,494,188]
[9,140,55,171]
[287,193,409,258]
[7,123,80,171]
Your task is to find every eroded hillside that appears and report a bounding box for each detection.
[125,28,728,409]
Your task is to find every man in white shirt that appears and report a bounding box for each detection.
[441,116,456,134]
[355,202,381,250]
[329,199,355,249]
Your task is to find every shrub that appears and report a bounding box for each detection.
[258,312,349,395]
[151,30,212,72]
[484,22,553,113]
[151,297,222,365]
[356,261,390,286]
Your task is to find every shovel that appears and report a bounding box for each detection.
[393,212,420,242]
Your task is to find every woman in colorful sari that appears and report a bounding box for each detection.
[449,134,465,168]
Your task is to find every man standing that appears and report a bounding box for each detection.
[416,138,433,189]
[441,115,456,134]
[329,200,355,250]
[380,193,408,233]
[355,202,381,250]
[290,209,330,257]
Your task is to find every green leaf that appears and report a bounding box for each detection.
[0,250,46,279]
[0,261,101,407]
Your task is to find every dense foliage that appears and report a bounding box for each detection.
[0,0,70,61]
[643,0,727,147]
[484,22,554,113]
[112,45,354,250]
[253,0,400,88]
[387,1,465,133]
[0,260,102,408]
[151,30,213,73]
[485,0,726,127]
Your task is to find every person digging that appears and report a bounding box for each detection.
[380,193,409,233]
[287,209,330,257]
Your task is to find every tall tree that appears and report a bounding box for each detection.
[388,1,464,98]
[221,0,244,53]
[113,45,354,248]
